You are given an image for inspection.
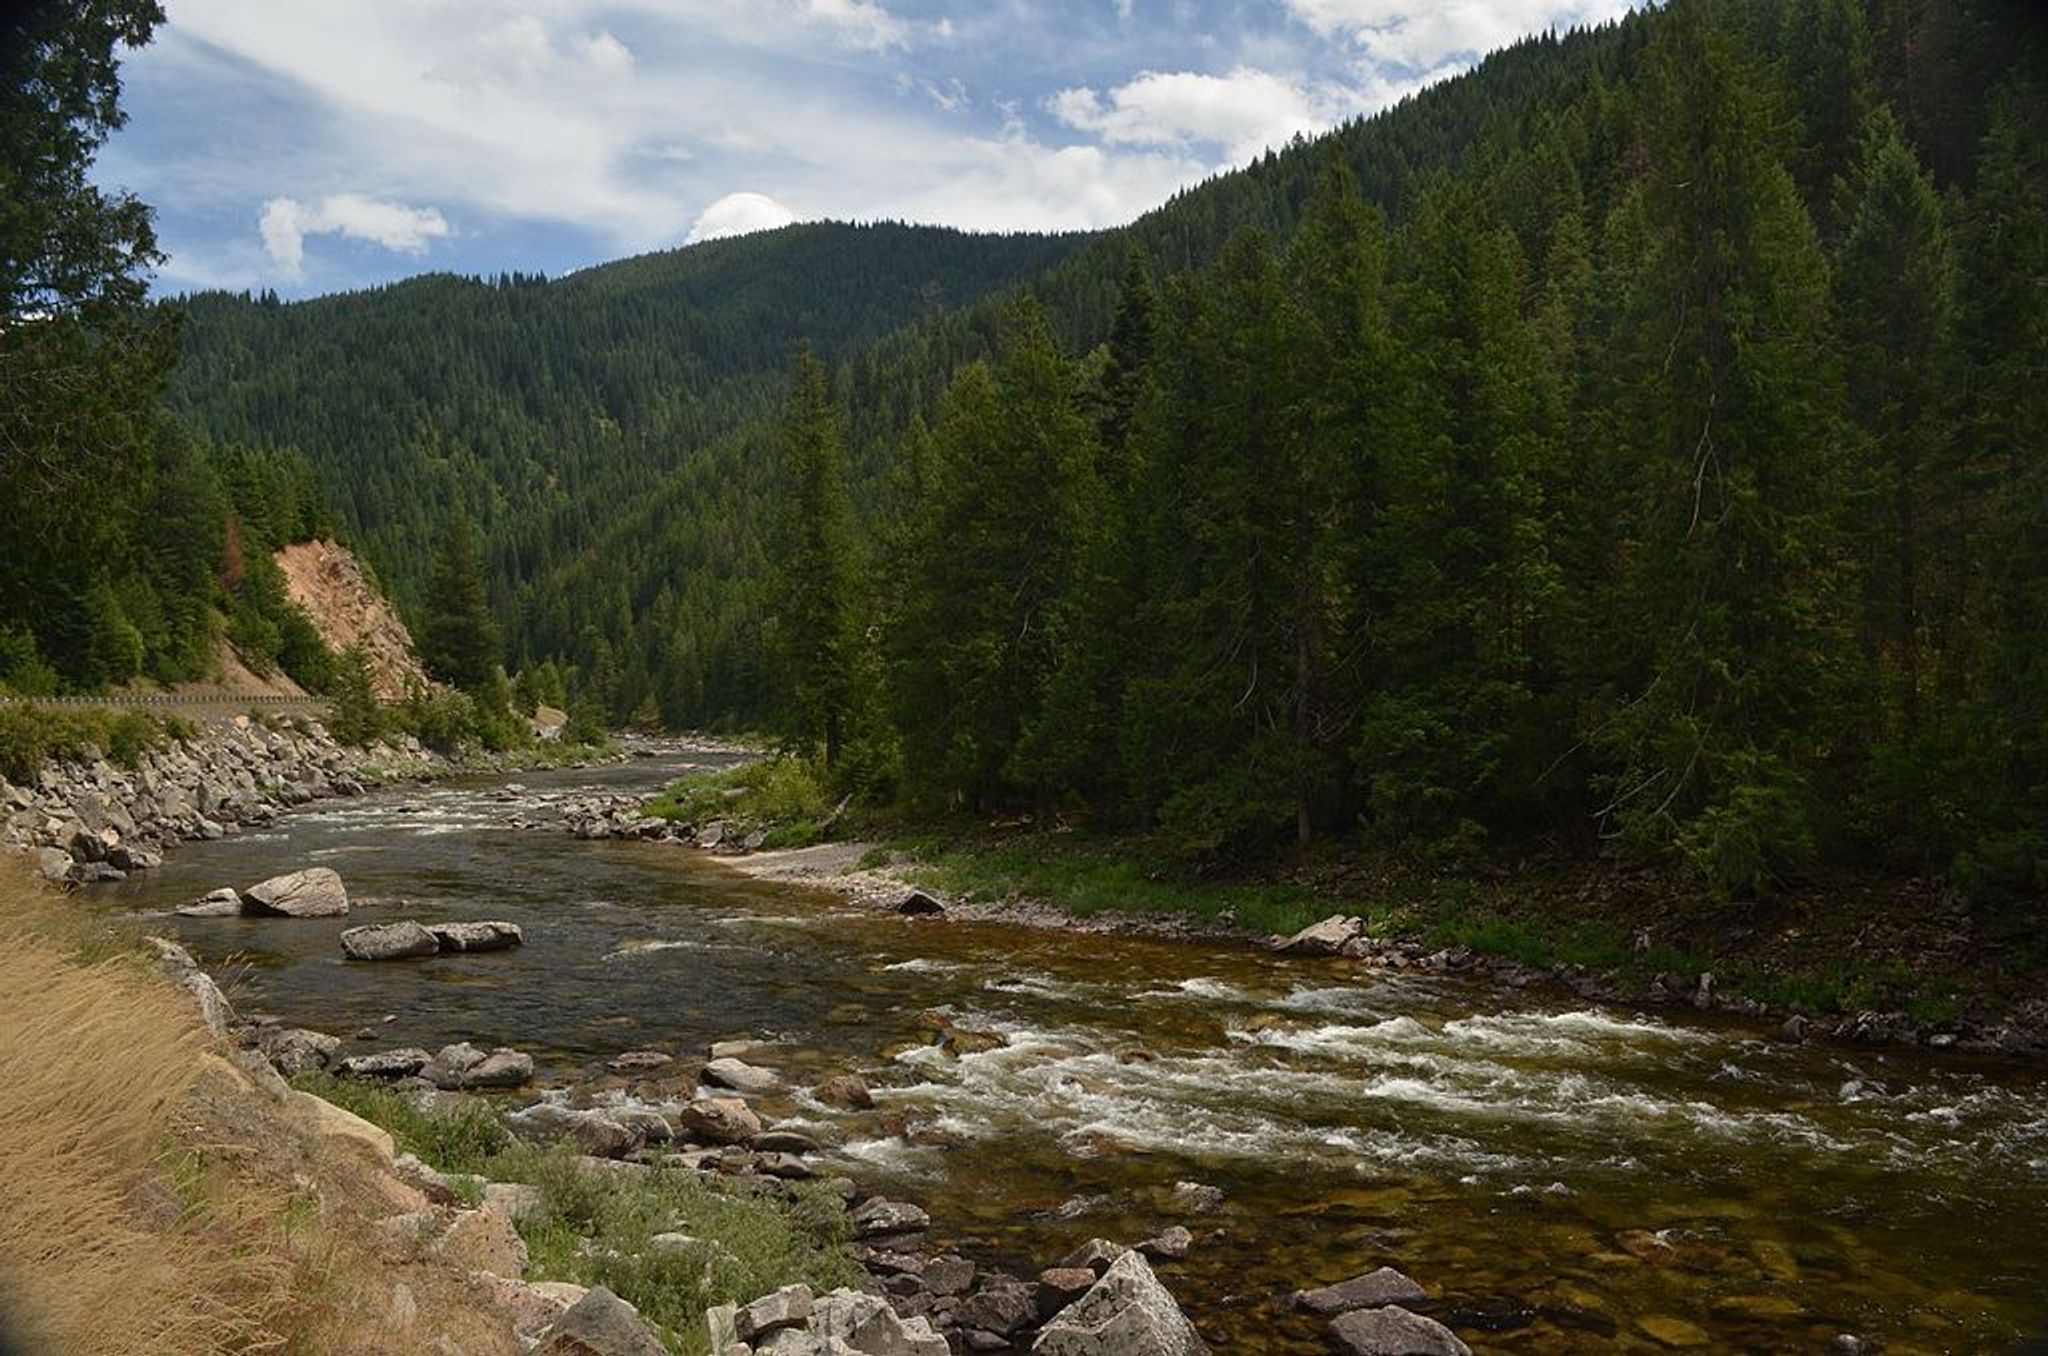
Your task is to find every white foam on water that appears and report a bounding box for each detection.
[880,957,967,973]
[1275,985,1383,1016]
[1135,976,1254,1003]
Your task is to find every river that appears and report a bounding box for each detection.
[100,751,2048,1353]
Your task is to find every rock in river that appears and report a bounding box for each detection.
[1031,1250,1209,1356]
[1328,1305,1470,1356]
[242,867,349,917]
[1271,913,1364,956]
[701,1056,780,1094]
[426,919,524,952]
[341,920,440,961]
[674,1096,762,1145]
[1292,1267,1428,1317]
[177,886,242,918]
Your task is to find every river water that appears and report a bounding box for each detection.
[100,752,2048,1353]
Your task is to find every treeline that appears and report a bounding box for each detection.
[763,0,2048,897]
[0,0,342,697]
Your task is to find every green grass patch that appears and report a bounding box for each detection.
[289,1073,509,1175]
[286,1079,861,1354]
[490,1143,861,1354]
[893,836,1329,935]
[0,704,186,782]
[645,757,829,831]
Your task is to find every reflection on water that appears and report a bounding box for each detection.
[102,755,2048,1353]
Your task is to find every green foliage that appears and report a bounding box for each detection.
[493,1143,861,1352]
[289,1073,509,1175]
[324,644,385,746]
[0,705,174,782]
[393,684,484,754]
[420,512,499,692]
[645,757,829,830]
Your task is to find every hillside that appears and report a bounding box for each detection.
[166,222,1091,621]
[274,540,427,699]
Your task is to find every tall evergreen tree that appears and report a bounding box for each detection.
[420,512,500,692]
[769,345,864,769]
[1597,0,1850,894]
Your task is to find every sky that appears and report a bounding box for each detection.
[94,0,1640,299]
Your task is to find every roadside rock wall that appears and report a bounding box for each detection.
[1,715,444,886]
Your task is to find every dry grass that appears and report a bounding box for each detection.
[0,859,297,1353]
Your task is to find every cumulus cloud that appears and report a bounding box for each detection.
[259,193,450,275]
[1283,0,1636,68]
[1051,67,1346,163]
[686,192,800,243]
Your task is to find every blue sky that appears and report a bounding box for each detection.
[95,1,1637,299]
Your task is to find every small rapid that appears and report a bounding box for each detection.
[100,753,2048,1352]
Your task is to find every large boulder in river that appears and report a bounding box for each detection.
[1271,914,1364,956]
[701,1056,779,1094]
[242,867,349,917]
[426,919,524,952]
[178,887,242,918]
[673,1096,761,1145]
[1032,1250,1209,1355]
[1327,1305,1470,1356]
[341,920,439,961]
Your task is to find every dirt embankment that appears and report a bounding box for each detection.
[275,539,428,699]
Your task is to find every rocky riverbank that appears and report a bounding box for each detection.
[145,909,1414,1356]
[0,712,629,889]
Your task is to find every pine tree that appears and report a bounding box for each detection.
[420,512,499,692]
[1834,105,1959,743]
[1597,0,1851,895]
[769,344,864,769]
[326,643,384,745]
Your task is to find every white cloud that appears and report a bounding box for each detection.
[687,192,800,243]
[800,0,912,51]
[259,193,450,276]
[1283,0,1635,68]
[1051,66,1345,163]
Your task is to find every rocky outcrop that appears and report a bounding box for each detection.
[532,1285,669,1356]
[1271,914,1365,956]
[709,1285,948,1356]
[144,936,236,1036]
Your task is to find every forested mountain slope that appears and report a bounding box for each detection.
[164,0,2048,897]
[165,224,1088,619]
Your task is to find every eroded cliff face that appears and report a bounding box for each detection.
[275,539,428,699]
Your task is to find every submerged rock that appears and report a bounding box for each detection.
[1292,1267,1427,1317]
[1327,1306,1470,1356]
[702,1056,780,1093]
[177,886,242,917]
[341,920,439,961]
[850,1197,931,1240]
[1031,1250,1208,1355]
[242,866,349,917]
[425,919,524,952]
[811,1074,874,1110]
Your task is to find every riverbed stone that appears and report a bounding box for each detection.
[421,1042,488,1088]
[1272,914,1364,956]
[1328,1305,1470,1356]
[242,866,349,917]
[342,920,440,961]
[507,1103,641,1157]
[811,1074,873,1110]
[1031,1251,1208,1356]
[676,1096,763,1144]
[1636,1315,1710,1347]
[808,1288,949,1355]
[1136,1225,1192,1259]
[533,1284,669,1356]
[702,1057,781,1093]
[467,1048,535,1088]
[334,1048,432,1079]
[956,1281,1037,1336]
[31,846,72,883]
[426,919,524,952]
[896,889,946,916]
[1036,1268,1096,1317]
[609,1049,674,1072]
[177,886,243,917]
[1292,1267,1428,1316]
[851,1197,930,1240]
[260,1025,341,1077]
[1053,1239,1129,1277]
